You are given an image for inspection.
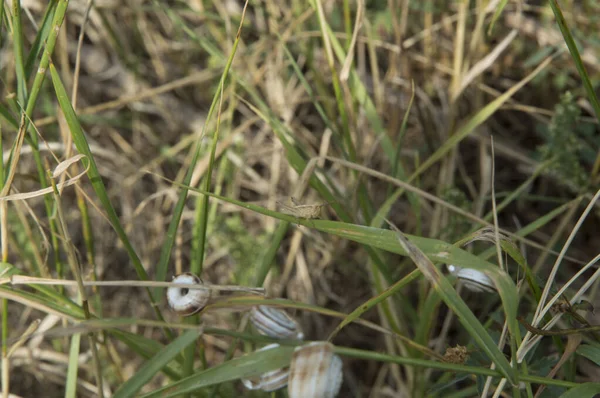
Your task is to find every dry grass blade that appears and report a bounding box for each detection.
[2,275,265,295]
[6,319,40,359]
[0,155,88,202]
[454,29,518,100]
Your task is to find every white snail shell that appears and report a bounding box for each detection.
[449,265,496,293]
[241,344,289,392]
[166,273,211,316]
[288,341,343,398]
[250,306,304,340]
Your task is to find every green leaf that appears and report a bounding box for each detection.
[24,1,58,79]
[114,329,202,398]
[140,344,295,397]
[48,63,167,321]
[549,0,600,125]
[558,383,600,398]
[576,343,600,366]
[388,227,517,384]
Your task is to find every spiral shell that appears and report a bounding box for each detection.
[452,266,496,293]
[241,344,289,392]
[250,306,304,340]
[288,341,343,398]
[166,273,211,316]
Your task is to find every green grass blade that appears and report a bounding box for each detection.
[47,64,172,322]
[65,332,81,398]
[487,0,509,35]
[306,0,395,161]
[140,344,296,398]
[0,103,18,129]
[0,286,85,319]
[109,330,182,380]
[24,1,57,79]
[158,183,521,371]
[549,0,600,124]
[388,226,517,384]
[327,268,422,341]
[335,346,577,389]
[279,39,337,135]
[11,0,27,106]
[576,343,600,367]
[114,329,202,398]
[255,221,290,286]
[152,5,246,302]
[558,383,600,398]
[408,56,552,183]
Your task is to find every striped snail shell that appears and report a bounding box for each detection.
[167,273,211,316]
[448,265,496,293]
[241,344,289,392]
[288,341,343,398]
[250,305,304,340]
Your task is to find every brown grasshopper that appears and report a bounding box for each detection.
[277,197,331,219]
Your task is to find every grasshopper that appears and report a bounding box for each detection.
[277,197,330,219]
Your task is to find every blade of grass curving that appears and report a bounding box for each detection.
[558,384,600,398]
[238,96,386,277]
[18,0,69,286]
[140,344,296,398]
[152,3,248,303]
[154,181,521,360]
[487,0,509,35]
[24,1,57,79]
[548,0,600,124]
[0,265,83,315]
[114,329,202,398]
[333,346,577,389]
[48,64,173,325]
[576,343,600,367]
[0,285,85,319]
[408,55,553,184]
[548,0,600,178]
[155,177,521,274]
[386,223,517,384]
[109,330,182,380]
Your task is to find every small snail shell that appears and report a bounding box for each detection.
[166,273,211,316]
[455,267,496,293]
[288,341,343,398]
[241,344,289,392]
[250,306,304,340]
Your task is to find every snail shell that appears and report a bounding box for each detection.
[250,305,304,340]
[455,268,496,293]
[241,344,289,392]
[166,273,211,316]
[288,341,343,398]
